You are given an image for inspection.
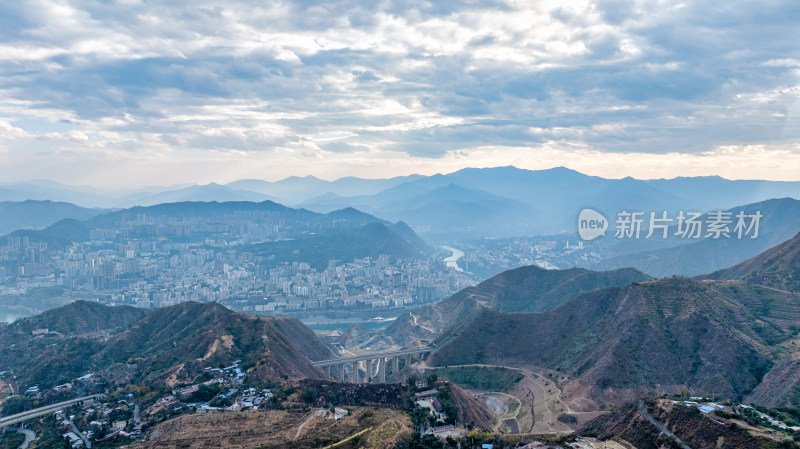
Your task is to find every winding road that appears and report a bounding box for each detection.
[637,400,691,449]
[409,312,436,334]
[293,412,316,441]
[5,427,35,449]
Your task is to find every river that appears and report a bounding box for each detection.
[441,246,464,272]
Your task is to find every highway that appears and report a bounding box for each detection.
[0,395,102,428]
[311,347,435,367]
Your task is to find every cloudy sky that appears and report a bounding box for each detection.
[1,0,799,188]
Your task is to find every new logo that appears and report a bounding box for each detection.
[578,208,608,240]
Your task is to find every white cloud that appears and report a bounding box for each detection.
[0,119,28,139]
[0,0,798,186]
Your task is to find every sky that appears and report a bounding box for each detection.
[0,0,799,188]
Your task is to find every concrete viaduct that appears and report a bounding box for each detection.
[0,395,103,428]
[312,347,434,383]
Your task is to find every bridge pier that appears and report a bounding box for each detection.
[379,357,386,383]
[311,347,434,384]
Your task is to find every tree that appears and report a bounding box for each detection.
[300,387,318,405]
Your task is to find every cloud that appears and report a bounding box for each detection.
[0,0,798,186]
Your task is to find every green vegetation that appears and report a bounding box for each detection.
[27,416,71,449]
[436,386,459,425]
[0,432,25,449]
[301,386,319,404]
[428,366,523,392]
[1,395,32,416]
[186,383,220,403]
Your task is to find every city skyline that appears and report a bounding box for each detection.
[1,0,799,187]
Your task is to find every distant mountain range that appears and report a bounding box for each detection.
[593,197,800,277]
[2,191,798,290]
[0,200,106,235]
[1,201,431,262]
[417,231,800,408]
[3,166,800,238]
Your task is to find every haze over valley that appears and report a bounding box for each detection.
[3,0,800,447]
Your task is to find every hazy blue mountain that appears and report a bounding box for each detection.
[646,176,800,211]
[324,206,390,225]
[301,167,800,238]
[5,167,800,238]
[7,218,91,249]
[359,174,456,205]
[305,179,540,238]
[300,192,353,212]
[391,221,434,255]
[0,200,404,253]
[0,181,121,207]
[250,222,431,270]
[325,174,425,197]
[593,198,800,277]
[0,200,106,235]
[411,167,800,235]
[446,166,800,215]
[445,166,600,200]
[85,201,386,231]
[227,174,422,204]
[443,167,753,233]
[1,201,429,270]
[115,183,277,207]
[300,175,454,213]
[227,176,333,204]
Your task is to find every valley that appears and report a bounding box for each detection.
[2,174,800,448]
[4,0,800,444]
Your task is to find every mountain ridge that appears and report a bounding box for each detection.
[699,231,800,293]
[429,277,800,407]
[0,301,333,390]
[384,265,651,346]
